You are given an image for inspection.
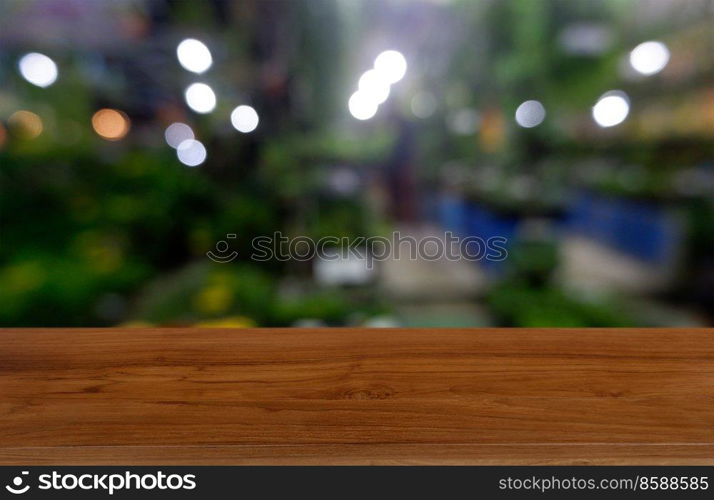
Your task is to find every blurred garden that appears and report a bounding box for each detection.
[1,0,712,327]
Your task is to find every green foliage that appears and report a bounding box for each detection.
[487,281,635,327]
[0,146,282,326]
[486,235,633,326]
[272,290,353,326]
[133,262,275,325]
[131,262,381,327]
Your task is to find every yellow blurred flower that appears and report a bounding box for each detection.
[192,283,233,315]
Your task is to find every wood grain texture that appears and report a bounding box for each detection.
[1,328,713,465]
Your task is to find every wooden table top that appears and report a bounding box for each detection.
[1,328,713,465]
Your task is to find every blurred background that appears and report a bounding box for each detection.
[1,0,712,328]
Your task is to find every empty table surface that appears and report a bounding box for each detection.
[1,328,713,465]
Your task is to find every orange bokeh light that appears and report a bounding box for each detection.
[91,108,130,141]
[8,110,43,139]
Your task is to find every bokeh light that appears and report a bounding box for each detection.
[592,91,630,128]
[176,38,213,74]
[348,91,378,120]
[447,108,480,135]
[164,122,194,148]
[91,108,130,141]
[411,91,437,118]
[515,100,546,128]
[184,83,216,113]
[629,41,670,76]
[358,69,390,104]
[373,50,407,84]
[18,52,58,88]
[176,139,207,166]
[231,105,260,133]
[8,110,43,139]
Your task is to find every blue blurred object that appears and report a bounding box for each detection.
[437,194,467,235]
[568,191,681,264]
[463,202,519,274]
